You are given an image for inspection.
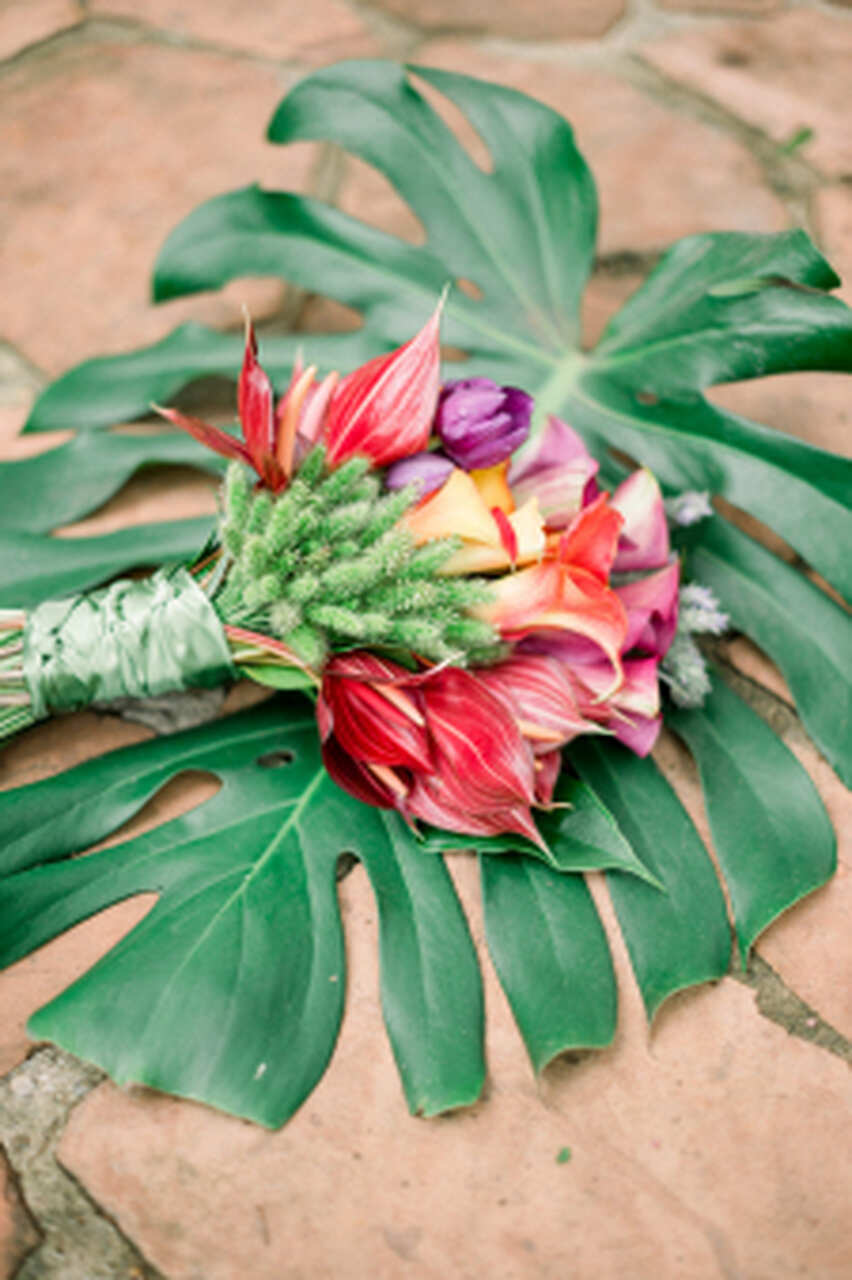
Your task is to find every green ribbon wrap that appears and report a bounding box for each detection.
[23,568,236,720]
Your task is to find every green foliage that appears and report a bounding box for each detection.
[0,701,649,1125]
[0,691,834,1124]
[214,454,497,665]
[0,519,214,609]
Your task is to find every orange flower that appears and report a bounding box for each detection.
[404,467,545,574]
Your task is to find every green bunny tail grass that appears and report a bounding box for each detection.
[214,453,498,666]
[0,616,35,742]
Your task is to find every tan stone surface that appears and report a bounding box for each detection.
[707,369,852,458]
[0,0,81,61]
[393,47,787,255]
[722,634,792,706]
[0,29,315,374]
[0,1146,40,1278]
[816,182,852,305]
[88,0,378,65]
[368,0,626,39]
[659,0,780,9]
[56,853,852,1280]
[643,10,852,177]
[758,733,852,1038]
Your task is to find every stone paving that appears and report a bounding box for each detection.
[0,0,850,1276]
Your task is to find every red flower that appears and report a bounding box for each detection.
[156,304,443,489]
[317,653,547,847]
[323,302,442,468]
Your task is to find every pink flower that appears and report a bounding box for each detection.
[508,415,599,530]
[572,657,662,757]
[611,469,670,572]
[616,560,680,658]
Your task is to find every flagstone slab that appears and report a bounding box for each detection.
[707,369,852,458]
[642,9,852,177]
[0,29,313,375]
[55,853,852,1279]
[0,0,81,61]
[366,0,626,40]
[658,0,780,10]
[0,1147,40,1279]
[88,0,378,66]
[756,734,852,1039]
[379,47,787,255]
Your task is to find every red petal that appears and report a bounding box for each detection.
[478,654,598,751]
[238,317,276,473]
[321,737,399,809]
[324,302,442,468]
[534,749,562,804]
[420,668,537,810]
[322,676,431,771]
[152,405,253,466]
[322,652,431,771]
[490,505,518,564]
[403,772,546,849]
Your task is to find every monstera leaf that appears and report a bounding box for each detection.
[0,699,649,1125]
[0,686,833,1123]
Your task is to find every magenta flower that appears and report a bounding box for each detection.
[435,378,533,471]
[572,657,663,757]
[616,560,680,658]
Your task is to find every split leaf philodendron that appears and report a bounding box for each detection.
[0,60,848,1127]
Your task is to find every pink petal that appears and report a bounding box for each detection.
[509,415,599,530]
[534,749,562,804]
[612,469,670,572]
[616,560,680,657]
[611,713,662,757]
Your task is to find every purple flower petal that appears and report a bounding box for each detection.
[384,450,454,498]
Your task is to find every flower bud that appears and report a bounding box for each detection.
[435,378,532,471]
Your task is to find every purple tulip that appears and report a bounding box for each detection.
[435,378,533,471]
[384,450,454,499]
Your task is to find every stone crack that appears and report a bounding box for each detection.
[0,1048,164,1280]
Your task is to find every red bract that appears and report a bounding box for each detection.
[476,654,601,753]
[324,302,442,468]
[317,654,547,848]
[156,304,443,488]
[155,318,338,493]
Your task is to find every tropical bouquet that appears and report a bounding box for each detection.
[2,304,723,850]
[0,61,848,1129]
